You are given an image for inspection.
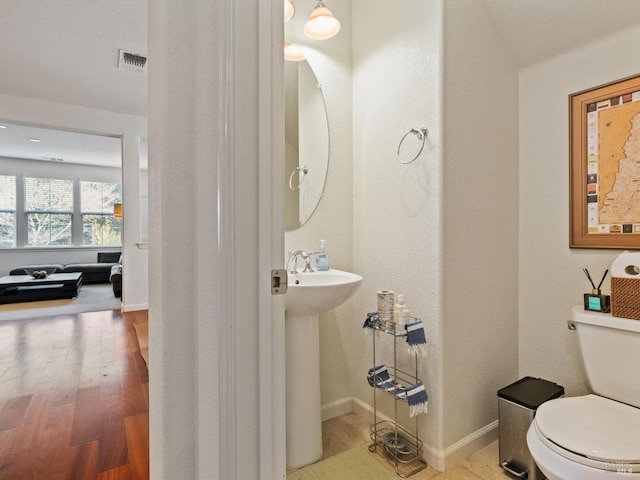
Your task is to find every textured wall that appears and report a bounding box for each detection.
[148,1,222,477]
[351,0,444,458]
[441,0,520,451]
[296,0,519,464]
[284,0,640,470]
[518,27,640,394]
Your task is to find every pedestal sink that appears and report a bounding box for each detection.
[285,268,362,469]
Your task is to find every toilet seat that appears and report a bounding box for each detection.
[534,395,640,473]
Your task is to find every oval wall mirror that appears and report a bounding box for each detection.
[284,59,329,231]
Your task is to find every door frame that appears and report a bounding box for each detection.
[147,1,285,478]
[219,0,286,478]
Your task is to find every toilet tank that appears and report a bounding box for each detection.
[571,305,640,408]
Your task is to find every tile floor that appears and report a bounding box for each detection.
[287,412,510,479]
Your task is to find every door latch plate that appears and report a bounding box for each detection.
[271,269,288,295]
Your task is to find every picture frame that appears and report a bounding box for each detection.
[569,74,640,249]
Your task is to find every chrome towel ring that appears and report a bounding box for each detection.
[289,165,309,190]
[397,126,428,164]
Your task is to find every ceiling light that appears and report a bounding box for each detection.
[304,0,340,40]
[0,125,7,129]
[284,42,305,62]
[29,138,41,142]
[284,0,295,23]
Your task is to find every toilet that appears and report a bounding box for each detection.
[526,305,640,479]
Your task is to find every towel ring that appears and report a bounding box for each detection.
[397,126,428,164]
[288,165,309,190]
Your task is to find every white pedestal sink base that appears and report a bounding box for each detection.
[283,268,363,469]
[285,313,323,469]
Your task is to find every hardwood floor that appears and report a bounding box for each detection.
[0,308,149,479]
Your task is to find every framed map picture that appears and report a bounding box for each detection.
[570,74,640,249]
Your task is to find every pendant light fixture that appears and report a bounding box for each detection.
[284,0,295,23]
[284,42,305,62]
[304,0,341,40]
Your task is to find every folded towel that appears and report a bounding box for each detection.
[406,381,429,417]
[405,319,428,357]
[387,386,408,398]
[381,381,398,391]
[367,364,391,387]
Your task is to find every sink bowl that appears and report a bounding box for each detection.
[285,268,363,315]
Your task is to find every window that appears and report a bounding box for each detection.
[0,174,122,249]
[0,175,16,247]
[81,181,122,245]
[25,177,73,246]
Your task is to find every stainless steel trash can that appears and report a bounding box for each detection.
[497,377,564,479]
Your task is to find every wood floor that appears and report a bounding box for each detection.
[0,308,149,479]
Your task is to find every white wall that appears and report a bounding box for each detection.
[441,1,520,461]
[352,0,444,465]
[519,27,640,394]
[148,2,221,476]
[0,94,148,311]
[286,0,520,469]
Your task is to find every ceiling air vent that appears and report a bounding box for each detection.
[118,49,147,73]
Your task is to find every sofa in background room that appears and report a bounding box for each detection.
[10,251,122,297]
[110,255,122,298]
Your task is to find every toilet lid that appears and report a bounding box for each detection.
[536,395,640,463]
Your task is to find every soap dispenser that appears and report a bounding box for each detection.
[316,239,330,271]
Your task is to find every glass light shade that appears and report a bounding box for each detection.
[304,5,340,40]
[284,42,305,62]
[284,0,295,23]
[113,203,123,219]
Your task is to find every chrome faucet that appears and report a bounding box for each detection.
[287,250,314,274]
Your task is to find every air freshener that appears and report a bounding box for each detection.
[582,268,611,313]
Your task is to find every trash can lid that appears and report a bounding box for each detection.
[498,376,564,410]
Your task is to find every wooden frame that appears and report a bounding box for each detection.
[570,74,640,249]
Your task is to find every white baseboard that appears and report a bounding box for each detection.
[123,302,148,312]
[350,397,498,472]
[352,396,390,424]
[321,397,353,422]
[438,420,498,471]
